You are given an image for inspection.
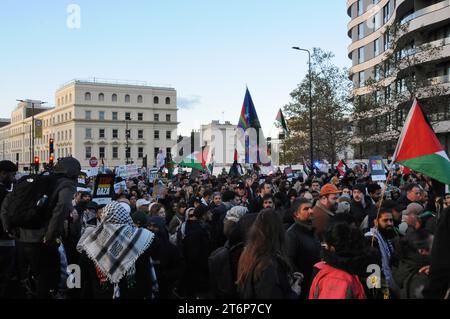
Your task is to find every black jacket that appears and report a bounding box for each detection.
[239,256,298,299]
[392,254,430,299]
[0,183,11,239]
[350,197,376,227]
[423,208,450,299]
[181,220,211,296]
[2,176,76,243]
[286,221,321,298]
[79,247,154,299]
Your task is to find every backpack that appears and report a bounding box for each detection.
[208,241,243,299]
[3,173,59,230]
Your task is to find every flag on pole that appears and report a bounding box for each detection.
[276,109,289,136]
[237,88,263,164]
[392,99,450,185]
[337,160,346,177]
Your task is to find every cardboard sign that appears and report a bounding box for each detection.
[93,174,115,205]
[148,168,159,183]
[114,181,127,194]
[369,156,387,181]
[115,164,139,179]
[77,172,87,189]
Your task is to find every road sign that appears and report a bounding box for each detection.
[89,157,98,168]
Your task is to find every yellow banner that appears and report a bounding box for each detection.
[35,119,43,139]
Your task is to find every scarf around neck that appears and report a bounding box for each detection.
[78,201,154,285]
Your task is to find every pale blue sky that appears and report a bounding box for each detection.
[0,0,351,136]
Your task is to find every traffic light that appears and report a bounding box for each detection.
[49,138,54,154]
[34,156,40,173]
[49,154,55,165]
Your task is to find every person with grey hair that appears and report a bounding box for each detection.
[223,206,248,239]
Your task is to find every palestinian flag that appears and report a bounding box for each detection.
[392,99,450,185]
[276,109,289,136]
[178,146,210,172]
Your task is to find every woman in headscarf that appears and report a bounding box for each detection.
[77,201,156,299]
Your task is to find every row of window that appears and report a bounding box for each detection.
[57,94,73,106]
[83,92,172,105]
[84,111,172,122]
[85,128,172,140]
[85,146,171,160]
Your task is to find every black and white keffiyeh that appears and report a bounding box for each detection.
[77,201,154,285]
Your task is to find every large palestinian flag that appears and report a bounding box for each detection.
[392,99,450,185]
[178,146,212,173]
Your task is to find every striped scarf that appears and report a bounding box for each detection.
[78,201,154,287]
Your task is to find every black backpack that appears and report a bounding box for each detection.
[3,173,59,230]
[208,241,243,299]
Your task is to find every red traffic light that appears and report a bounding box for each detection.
[34,156,40,164]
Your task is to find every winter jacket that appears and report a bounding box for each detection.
[392,255,430,299]
[79,247,155,299]
[239,256,298,299]
[350,198,376,228]
[423,207,450,299]
[312,203,335,241]
[309,262,366,299]
[286,220,321,298]
[2,176,76,243]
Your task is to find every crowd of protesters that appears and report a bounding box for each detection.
[0,158,449,299]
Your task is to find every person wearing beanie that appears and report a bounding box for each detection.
[350,183,377,231]
[312,184,341,240]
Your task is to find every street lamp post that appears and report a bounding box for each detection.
[125,118,131,164]
[17,99,47,171]
[292,47,313,166]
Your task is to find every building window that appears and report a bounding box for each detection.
[58,132,60,141]
[99,93,104,102]
[69,93,72,102]
[138,130,144,139]
[154,130,160,139]
[112,147,118,159]
[85,111,91,120]
[138,147,144,159]
[165,97,171,105]
[85,146,92,159]
[357,0,363,16]
[112,112,118,120]
[358,23,364,40]
[99,111,105,120]
[166,131,171,139]
[358,47,364,64]
[383,3,390,24]
[99,129,105,139]
[85,92,91,101]
[57,115,61,123]
[374,39,380,56]
[359,71,365,88]
[137,95,143,103]
[166,147,171,156]
[112,94,117,102]
[138,113,143,121]
[125,112,131,121]
[154,114,159,122]
[85,128,92,139]
[125,94,130,103]
[112,129,118,139]
[125,147,131,159]
[166,114,171,122]
[154,96,159,104]
[154,148,159,161]
[374,65,381,81]
[384,32,390,51]
[69,130,72,139]
[99,147,105,159]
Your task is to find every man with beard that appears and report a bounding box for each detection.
[365,208,398,298]
[312,184,341,241]
[286,198,321,299]
[350,184,377,231]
